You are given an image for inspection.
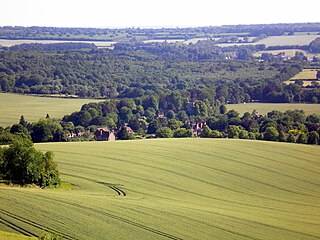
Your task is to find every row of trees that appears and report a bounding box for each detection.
[2,93,319,145]
[1,23,320,41]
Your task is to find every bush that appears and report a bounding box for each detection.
[0,139,60,187]
[209,130,223,138]
[174,128,193,138]
[156,127,173,138]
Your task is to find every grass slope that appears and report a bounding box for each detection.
[227,103,320,115]
[0,231,36,240]
[0,139,320,239]
[0,93,102,127]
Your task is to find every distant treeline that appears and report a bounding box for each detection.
[8,42,97,51]
[1,23,320,42]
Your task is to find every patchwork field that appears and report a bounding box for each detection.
[283,69,320,87]
[253,49,320,59]
[0,139,320,239]
[256,35,319,47]
[217,34,319,48]
[227,103,320,115]
[0,93,102,127]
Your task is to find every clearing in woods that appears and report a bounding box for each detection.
[0,139,319,240]
[284,69,320,87]
[0,93,103,127]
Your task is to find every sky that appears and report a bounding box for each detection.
[0,0,319,28]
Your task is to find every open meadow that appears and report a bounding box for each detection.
[0,139,320,239]
[227,103,320,115]
[0,93,102,127]
[217,34,319,47]
[283,69,320,87]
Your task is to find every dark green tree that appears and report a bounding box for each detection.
[278,131,287,142]
[117,126,130,140]
[174,128,193,138]
[156,127,173,138]
[287,133,296,143]
[0,139,60,187]
[307,131,319,145]
[297,133,307,144]
[200,126,212,138]
[264,127,279,141]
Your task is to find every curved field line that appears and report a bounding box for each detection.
[0,217,38,237]
[62,172,127,196]
[0,209,75,240]
[61,157,320,208]
[126,148,320,197]
[12,191,183,240]
[59,162,320,217]
[155,144,320,190]
[123,201,320,240]
[59,150,320,199]
[120,204,262,240]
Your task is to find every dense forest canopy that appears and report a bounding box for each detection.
[1,39,319,103]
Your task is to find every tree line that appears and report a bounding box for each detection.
[1,93,319,145]
[1,23,320,41]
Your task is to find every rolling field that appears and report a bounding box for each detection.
[227,103,320,115]
[1,139,320,239]
[0,93,102,127]
[0,231,35,240]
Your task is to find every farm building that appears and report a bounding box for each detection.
[190,121,207,137]
[94,128,115,141]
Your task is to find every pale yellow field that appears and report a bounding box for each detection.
[254,49,320,59]
[256,35,319,47]
[217,35,319,48]
[291,69,318,80]
[0,93,103,127]
[227,103,320,115]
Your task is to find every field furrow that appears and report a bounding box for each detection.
[1,139,320,239]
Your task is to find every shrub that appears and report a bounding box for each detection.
[174,128,193,138]
[156,127,173,138]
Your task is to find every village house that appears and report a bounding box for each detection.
[94,128,115,141]
[190,121,207,137]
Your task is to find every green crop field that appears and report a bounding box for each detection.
[1,139,320,239]
[227,103,320,115]
[0,93,103,127]
[0,231,36,240]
